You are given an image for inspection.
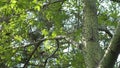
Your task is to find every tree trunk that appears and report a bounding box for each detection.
[82,0,103,68]
[98,22,120,68]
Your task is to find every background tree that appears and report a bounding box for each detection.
[0,0,120,68]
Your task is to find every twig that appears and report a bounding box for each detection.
[44,39,60,67]
[42,0,66,9]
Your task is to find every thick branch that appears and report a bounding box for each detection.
[13,35,81,49]
[98,25,113,38]
[98,23,120,68]
[23,40,44,68]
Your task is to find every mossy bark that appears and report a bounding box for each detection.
[82,0,103,68]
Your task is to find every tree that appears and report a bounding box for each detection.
[82,0,103,67]
[0,0,120,68]
[83,0,120,68]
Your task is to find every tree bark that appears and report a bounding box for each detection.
[82,0,103,68]
[98,22,120,68]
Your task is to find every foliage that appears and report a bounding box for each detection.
[0,0,120,68]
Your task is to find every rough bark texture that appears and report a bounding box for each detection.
[98,22,120,68]
[82,0,103,68]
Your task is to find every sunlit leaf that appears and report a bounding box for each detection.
[14,35,22,42]
[42,29,48,36]
[34,5,40,11]
[51,31,57,38]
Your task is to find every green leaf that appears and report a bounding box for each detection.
[14,35,22,42]
[11,0,17,3]
[51,31,57,38]
[34,5,40,11]
[16,56,21,61]
[42,29,48,36]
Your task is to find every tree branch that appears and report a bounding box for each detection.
[23,40,44,68]
[44,39,60,67]
[98,23,120,68]
[13,35,81,49]
[43,0,66,9]
[98,25,113,38]
[23,35,82,68]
